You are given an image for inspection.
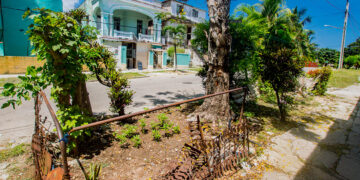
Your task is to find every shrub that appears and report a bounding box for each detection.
[122,124,138,138]
[152,129,161,141]
[172,125,180,134]
[56,106,94,152]
[131,135,142,148]
[139,119,147,133]
[258,81,277,104]
[312,67,332,95]
[307,69,321,78]
[167,46,185,58]
[162,122,173,137]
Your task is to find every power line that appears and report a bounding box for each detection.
[324,0,343,11]
[349,13,360,34]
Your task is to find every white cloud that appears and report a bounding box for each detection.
[63,0,80,11]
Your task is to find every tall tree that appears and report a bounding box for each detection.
[196,0,232,121]
[163,25,186,71]
[344,37,360,57]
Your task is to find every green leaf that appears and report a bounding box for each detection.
[52,44,62,51]
[1,102,10,109]
[3,83,15,90]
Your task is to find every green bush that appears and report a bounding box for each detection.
[312,66,332,95]
[258,81,277,104]
[152,129,161,141]
[150,121,158,130]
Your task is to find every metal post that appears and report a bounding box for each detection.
[338,0,349,69]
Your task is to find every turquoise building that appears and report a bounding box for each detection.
[79,0,166,70]
[0,0,63,56]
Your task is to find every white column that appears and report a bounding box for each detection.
[100,13,104,36]
[109,14,113,37]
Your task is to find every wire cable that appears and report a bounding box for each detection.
[324,0,343,11]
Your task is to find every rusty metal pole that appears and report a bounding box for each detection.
[39,92,70,179]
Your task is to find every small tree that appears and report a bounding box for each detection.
[344,55,360,69]
[260,21,304,121]
[163,25,186,71]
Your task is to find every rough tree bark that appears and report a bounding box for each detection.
[73,78,93,115]
[196,0,232,122]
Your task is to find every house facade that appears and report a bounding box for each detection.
[79,0,206,70]
[0,0,63,56]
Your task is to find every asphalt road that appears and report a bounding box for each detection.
[0,73,203,144]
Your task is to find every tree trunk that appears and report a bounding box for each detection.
[275,90,286,121]
[174,44,178,71]
[73,78,93,115]
[196,0,232,122]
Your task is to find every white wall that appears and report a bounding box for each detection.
[169,1,205,23]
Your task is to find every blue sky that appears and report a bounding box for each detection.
[63,0,360,49]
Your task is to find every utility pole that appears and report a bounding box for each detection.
[338,0,349,69]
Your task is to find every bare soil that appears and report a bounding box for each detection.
[69,104,198,180]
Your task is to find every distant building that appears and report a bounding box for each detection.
[79,0,206,70]
[0,0,63,56]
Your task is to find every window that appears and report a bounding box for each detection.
[113,17,121,31]
[96,15,101,30]
[176,5,184,15]
[192,9,198,18]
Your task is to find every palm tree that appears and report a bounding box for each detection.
[163,25,186,71]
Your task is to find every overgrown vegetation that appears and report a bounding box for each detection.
[0,144,27,162]
[308,66,332,95]
[1,9,133,153]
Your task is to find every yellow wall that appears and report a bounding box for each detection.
[0,56,90,74]
[0,56,43,74]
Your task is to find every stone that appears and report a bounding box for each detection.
[262,170,291,180]
[336,156,360,180]
[292,139,318,161]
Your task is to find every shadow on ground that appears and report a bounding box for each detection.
[294,97,360,180]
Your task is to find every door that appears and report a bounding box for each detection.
[121,46,127,65]
[137,20,143,36]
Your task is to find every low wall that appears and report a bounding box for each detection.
[0,56,43,74]
[0,56,90,74]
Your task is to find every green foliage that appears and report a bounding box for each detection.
[152,129,161,141]
[150,121,158,130]
[344,55,360,69]
[167,46,185,58]
[344,37,360,57]
[139,119,147,133]
[122,124,138,138]
[315,48,339,66]
[312,66,332,95]
[0,144,27,162]
[157,113,169,127]
[83,43,133,116]
[131,135,142,148]
[1,66,48,109]
[172,125,181,134]
[85,163,102,180]
[258,81,277,104]
[56,106,94,152]
[191,22,209,55]
[114,132,128,147]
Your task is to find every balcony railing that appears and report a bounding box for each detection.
[114,30,136,41]
[138,33,154,42]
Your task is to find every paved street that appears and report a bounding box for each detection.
[0,73,203,144]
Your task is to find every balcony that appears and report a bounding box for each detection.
[138,33,154,42]
[114,30,137,41]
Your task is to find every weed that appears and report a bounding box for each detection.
[131,135,142,148]
[150,121,159,130]
[157,113,169,126]
[123,124,138,138]
[114,132,128,148]
[86,163,102,180]
[173,125,181,134]
[0,143,27,162]
[139,119,147,133]
[143,107,149,110]
[152,129,161,141]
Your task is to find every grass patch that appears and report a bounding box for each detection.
[86,72,146,82]
[0,144,27,162]
[328,69,360,88]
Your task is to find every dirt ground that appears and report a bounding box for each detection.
[69,105,197,180]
